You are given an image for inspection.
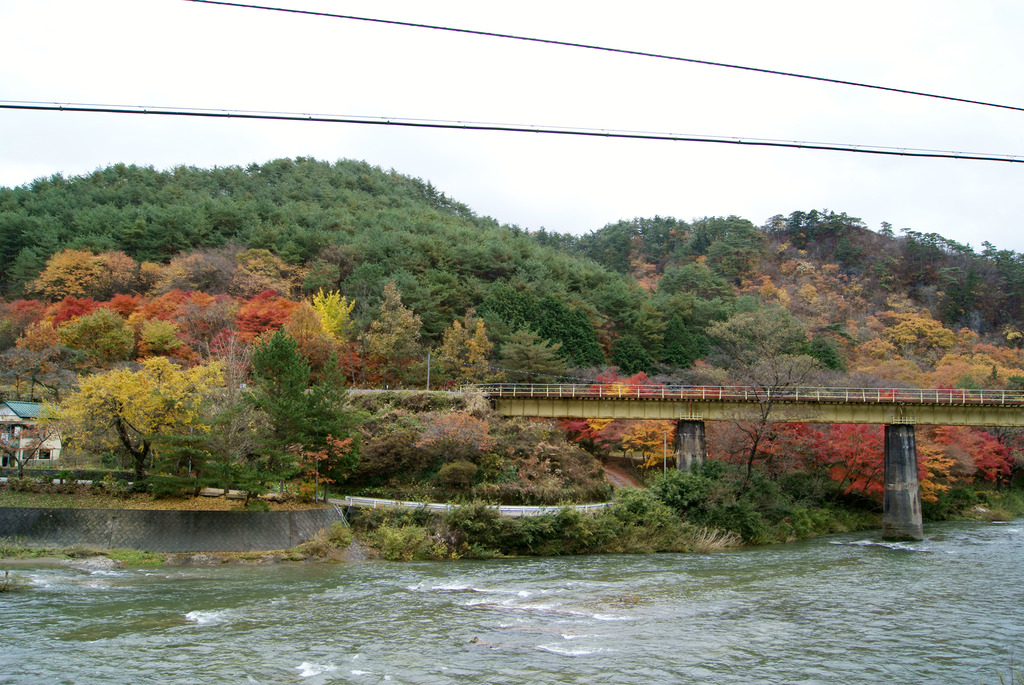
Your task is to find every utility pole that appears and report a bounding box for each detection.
[663,430,668,476]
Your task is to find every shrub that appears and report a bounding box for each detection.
[438,461,478,488]
[146,475,202,499]
[651,469,715,514]
[707,502,773,545]
[325,522,353,547]
[296,481,318,503]
[7,477,40,493]
[611,488,677,529]
[367,524,450,561]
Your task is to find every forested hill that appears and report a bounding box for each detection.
[3,157,1024,391]
[0,158,629,360]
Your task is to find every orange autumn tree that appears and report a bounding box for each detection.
[576,371,664,457]
[32,249,108,300]
[33,250,139,300]
[105,293,144,317]
[301,434,355,500]
[135,290,189,321]
[283,302,339,376]
[917,442,957,503]
[621,420,676,469]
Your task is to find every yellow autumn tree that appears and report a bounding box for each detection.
[311,289,356,341]
[32,250,139,300]
[32,250,107,300]
[61,357,223,479]
[435,310,494,386]
[881,311,957,363]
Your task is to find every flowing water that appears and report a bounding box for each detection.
[2,520,1022,684]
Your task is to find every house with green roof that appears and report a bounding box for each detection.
[1,400,62,470]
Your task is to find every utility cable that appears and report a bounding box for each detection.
[2,101,1020,163]
[184,0,1024,114]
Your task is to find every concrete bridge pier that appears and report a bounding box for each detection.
[882,424,924,541]
[676,420,706,471]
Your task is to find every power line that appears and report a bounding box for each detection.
[2,101,1020,163]
[185,0,1024,115]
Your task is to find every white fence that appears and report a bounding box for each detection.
[332,496,613,518]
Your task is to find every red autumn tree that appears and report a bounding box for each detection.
[0,299,46,333]
[47,296,100,326]
[236,290,299,341]
[757,422,816,477]
[589,370,654,394]
[175,292,239,354]
[930,425,1013,483]
[811,424,886,498]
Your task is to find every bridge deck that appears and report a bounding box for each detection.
[478,384,1024,427]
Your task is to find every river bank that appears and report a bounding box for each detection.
[3,473,1023,564]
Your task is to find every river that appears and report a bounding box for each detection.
[2,519,1022,684]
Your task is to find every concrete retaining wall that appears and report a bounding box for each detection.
[0,507,342,553]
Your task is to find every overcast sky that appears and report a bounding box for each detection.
[2,0,1023,251]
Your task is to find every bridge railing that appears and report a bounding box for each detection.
[474,384,1024,406]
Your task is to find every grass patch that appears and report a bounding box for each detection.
[0,539,160,565]
[106,549,163,566]
[0,538,62,559]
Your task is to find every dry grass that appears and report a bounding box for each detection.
[0,569,29,592]
[688,526,743,553]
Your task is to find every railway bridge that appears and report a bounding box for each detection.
[479,383,1024,541]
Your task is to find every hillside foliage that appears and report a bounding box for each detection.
[2,158,1023,520]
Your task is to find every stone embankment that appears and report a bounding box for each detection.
[0,507,342,553]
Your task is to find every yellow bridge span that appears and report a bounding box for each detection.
[479,384,1024,427]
